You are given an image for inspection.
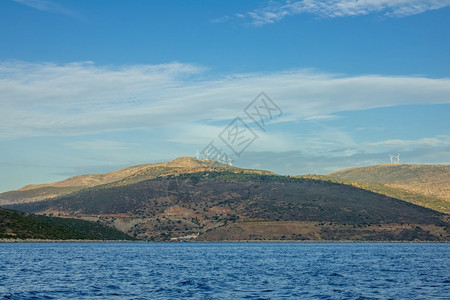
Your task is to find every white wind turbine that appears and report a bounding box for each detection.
[195,149,200,159]
[389,154,394,164]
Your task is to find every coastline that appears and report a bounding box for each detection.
[0,239,137,243]
[1,239,448,243]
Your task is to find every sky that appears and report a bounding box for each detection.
[0,0,449,192]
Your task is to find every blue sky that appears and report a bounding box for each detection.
[0,0,449,192]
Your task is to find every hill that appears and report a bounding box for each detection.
[0,208,135,240]
[7,171,449,242]
[328,164,450,213]
[0,157,272,206]
[300,174,450,214]
[329,164,450,201]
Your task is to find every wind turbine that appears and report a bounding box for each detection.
[205,151,210,159]
[217,154,221,162]
[227,158,233,166]
[389,154,394,164]
[396,154,400,164]
[195,149,200,159]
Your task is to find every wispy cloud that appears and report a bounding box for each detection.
[237,135,450,174]
[304,114,339,121]
[0,62,450,138]
[221,0,450,26]
[13,0,77,16]
[368,136,450,150]
[1,60,449,141]
[1,60,449,188]
[67,139,137,151]
[241,143,450,175]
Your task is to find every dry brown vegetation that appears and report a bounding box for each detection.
[330,164,450,201]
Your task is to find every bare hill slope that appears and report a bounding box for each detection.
[329,164,450,202]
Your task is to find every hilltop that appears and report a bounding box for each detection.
[0,157,272,206]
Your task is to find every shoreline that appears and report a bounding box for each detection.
[0,239,137,243]
[1,239,448,243]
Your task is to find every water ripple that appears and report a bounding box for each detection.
[0,243,449,299]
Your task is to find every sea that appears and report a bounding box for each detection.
[0,242,449,299]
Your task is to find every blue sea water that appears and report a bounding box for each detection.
[0,243,449,299]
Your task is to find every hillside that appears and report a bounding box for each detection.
[0,157,273,206]
[8,171,449,242]
[0,208,135,240]
[328,164,450,212]
[329,164,450,200]
[301,174,450,214]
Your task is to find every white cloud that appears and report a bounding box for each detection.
[304,114,339,121]
[240,145,450,175]
[13,0,77,16]
[236,135,450,174]
[67,139,137,151]
[0,60,449,141]
[231,0,450,26]
[167,123,298,154]
[368,136,450,150]
[307,134,450,157]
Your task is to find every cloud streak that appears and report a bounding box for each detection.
[240,140,450,175]
[13,0,77,16]
[225,0,450,26]
[67,139,137,151]
[1,60,449,141]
